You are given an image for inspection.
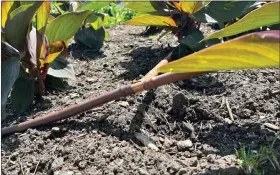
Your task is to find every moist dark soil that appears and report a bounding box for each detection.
[2,25,280,175]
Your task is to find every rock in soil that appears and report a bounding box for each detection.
[177,140,193,151]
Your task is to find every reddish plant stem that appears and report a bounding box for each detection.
[1,72,206,136]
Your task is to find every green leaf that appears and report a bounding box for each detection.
[204,2,280,40]
[76,1,111,11]
[74,26,105,49]
[45,10,92,44]
[180,30,205,51]
[1,42,20,118]
[5,2,43,51]
[191,1,262,23]
[47,55,76,80]
[11,74,35,113]
[124,15,177,27]
[158,31,280,73]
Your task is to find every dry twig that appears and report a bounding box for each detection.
[225,98,234,121]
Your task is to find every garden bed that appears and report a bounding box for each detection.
[2,25,279,175]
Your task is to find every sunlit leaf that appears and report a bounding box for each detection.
[1,1,15,28]
[45,10,92,44]
[39,41,64,67]
[5,2,43,51]
[76,1,111,11]
[1,42,20,118]
[174,1,204,14]
[37,1,51,33]
[158,31,280,73]
[124,15,177,27]
[37,31,48,58]
[91,16,104,30]
[204,2,280,40]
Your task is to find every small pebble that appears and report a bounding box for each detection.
[135,133,159,151]
[177,140,193,151]
[264,123,279,131]
[224,118,233,125]
[178,168,188,175]
[182,122,195,133]
[138,168,149,175]
[119,101,129,107]
[167,163,180,174]
[70,93,79,99]
[54,171,74,175]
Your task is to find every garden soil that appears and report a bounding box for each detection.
[2,25,280,175]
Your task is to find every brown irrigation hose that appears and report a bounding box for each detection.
[140,52,172,81]
[1,72,205,136]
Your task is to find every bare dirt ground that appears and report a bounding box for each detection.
[2,25,280,175]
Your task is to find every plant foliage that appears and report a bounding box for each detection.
[124,1,280,72]
[1,1,92,114]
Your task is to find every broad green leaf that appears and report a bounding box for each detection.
[158,31,280,73]
[48,55,76,80]
[180,30,205,51]
[37,1,51,33]
[204,2,280,40]
[191,1,262,23]
[1,42,20,118]
[74,27,105,49]
[5,2,43,51]
[45,10,92,44]
[124,15,177,27]
[76,1,111,11]
[11,74,35,113]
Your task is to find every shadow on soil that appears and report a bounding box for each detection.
[118,46,173,80]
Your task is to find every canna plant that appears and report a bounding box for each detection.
[1,1,280,136]
[51,1,113,49]
[1,1,92,116]
[123,1,272,58]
